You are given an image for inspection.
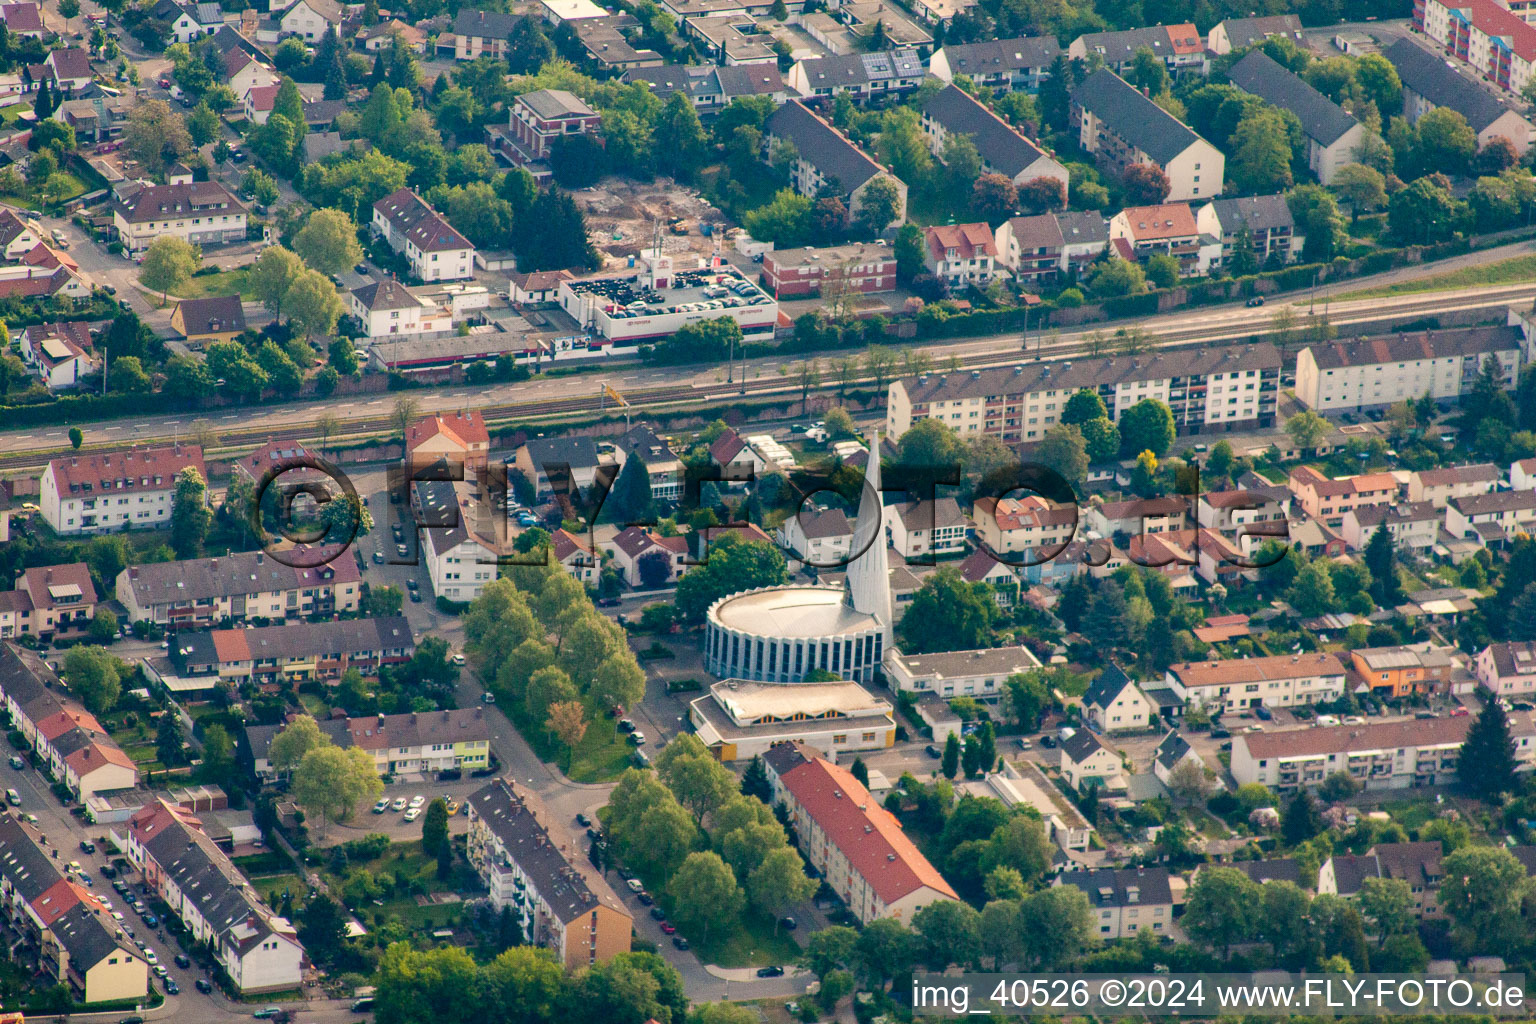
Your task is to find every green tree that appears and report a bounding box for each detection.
[291,743,384,832]
[139,235,200,300]
[1363,523,1402,607]
[1285,409,1330,452]
[855,175,903,235]
[940,732,960,779]
[1016,886,1094,969]
[895,416,966,468]
[1183,866,1261,959]
[666,852,742,944]
[1412,107,1476,176]
[268,714,327,774]
[1087,258,1146,297]
[1388,176,1461,244]
[854,917,916,990]
[1281,786,1323,846]
[1035,423,1089,491]
[199,722,237,789]
[421,797,450,858]
[1458,700,1518,801]
[747,846,815,917]
[62,646,122,715]
[187,102,220,147]
[675,535,787,623]
[1118,399,1175,457]
[912,900,981,971]
[1330,163,1387,222]
[1231,107,1295,193]
[1358,876,1414,945]
[156,711,186,767]
[657,734,736,822]
[283,268,346,338]
[123,98,192,176]
[899,567,999,654]
[293,208,365,277]
[801,925,858,980]
[249,245,305,320]
[170,466,211,559]
[1061,388,1107,425]
[1439,845,1529,950]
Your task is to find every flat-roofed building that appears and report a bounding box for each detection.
[690,678,895,760]
[883,645,1040,697]
[1164,652,1347,712]
[760,242,897,297]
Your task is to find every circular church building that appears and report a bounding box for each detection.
[703,585,886,684]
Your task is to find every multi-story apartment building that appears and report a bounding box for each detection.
[785,49,924,103]
[1231,714,1536,790]
[1407,463,1501,506]
[466,778,632,969]
[40,445,205,536]
[453,8,521,59]
[166,616,415,689]
[245,708,491,780]
[1164,652,1348,712]
[489,89,601,181]
[1348,645,1456,698]
[117,547,361,628]
[927,36,1061,92]
[1072,69,1224,201]
[372,188,475,283]
[921,83,1069,191]
[0,645,138,802]
[1341,501,1439,554]
[112,181,246,254]
[761,742,957,924]
[406,410,491,475]
[619,423,682,500]
[1446,489,1536,544]
[882,645,1040,697]
[1196,194,1301,267]
[760,242,897,297]
[884,497,967,559]
[1319,842,1445,918]
[994,210,1109,283]
[1206,14,1304,54]
[0,563,98,641]
[1475,641,1536,697]
[885,344,1281,445]
[0,814,148,1004]
[1109,203,1219,275]
[1057,867,1173,939]
[765,101,908,229]
[922,223,1002,288]
[123,800,303,993]
[1228,51,1366,184]
[1287,466,1400,526]
[1295,326,1523,412]
[972,495,1077,559]
[413,480,502,604]
[1068,24,1202,75]
[1385,37,1534,153]
[350,278,452,340]
[1414,0,1536,97]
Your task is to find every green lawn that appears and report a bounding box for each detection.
[251,872,305,905]
[171,266,258,301]
[1337,252,1536,299]
[0,172,89,212]
[688,907,803,968]
[504,701,634,783]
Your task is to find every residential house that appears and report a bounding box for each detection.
[488,89,601,182]
[1164,652,1348,712]
[112,181,246,254]
[1083,664,1153,734]
[357,18,425,51]
[1151,731,1206,787]
[5,564,98,640]
[1196,194,1301,267]
[686,16,779,65]
[608,526,688,587]
[573,15,664,73]
[623,62,783,110]
[1318,842,1444,917]
[1475,640,1536,697]
[54,96,130,142]
[1445,490,1536,545]
[20,321,95,390]
[1407,463,1501,506]
[507,269,575,305]
[1414,0,1536,97]
[371,188,475,282]
[453,8,522,59]
[1288,466,1400,526]
[761,743,958,924]
[1196,486,1290,534]
[922,223,1003,288]
[1206,14,1304,54]
[1385,37,1534,154]
[1109,202,1220,275]
[921,83,1068,192]
[0,207,43,258]
[760,242,897,297]
[350,278,451,340]
[1071,69,1224,201]
[1297,325,1523,413]
[884,496,966,559]
[170,295,246,345]
[116,546,362,628]
[885,343,1281,445]
[0,2,44,38]
[1341,501,1439,554]
[882,646,1039,697]
[1058,866,1174,938]
[777,507,854,568]
[1059,728,1125,791]
[245,707,489,780]
[972,495,1077,561]
[43,49,93,97]
[123,800,303,992]
[765,101,908,229]
[927,36,1062,92]
[1349,645,1455,698]
[0,645,137,801]
[1228,50,1366,184]
[1229,713,1536,790]
[801,2,931,55]
[708,427,768,482]
[166,616,415,689]
[618,423,682,500]
[551,527,598,584]
[466,779,632,968]
[242,83,280,125]
[415,480,501,603]
[405,411,490,475]
[510,436,613,501]
[1513,457,1536,492]
[278,0,342,40]
[1085,495,1191,538]
[153,0,223,43]
[1068,24,1203,76]
[994,210,1108,283]
[786,48,924,103]
[40,445,205,536]
[957,547,1020,604]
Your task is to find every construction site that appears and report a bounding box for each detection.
[573,177,730,268]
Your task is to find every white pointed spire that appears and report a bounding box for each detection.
[847,431,892,645]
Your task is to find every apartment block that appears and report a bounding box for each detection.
[1341,501,1439,554]
[1228,50,1366,184]
[112,181,246,253]
[164,616,415,689]
[760,242,897,297]
[1348,645,1455,698]
[0,645,138,802]
[1446,489,1536,545]
[1296,326,1523,413]
[1071,69,1224,201]
[1164,652,1347,712]
[117,547,361,628]
[1288,466,1401,526]
[1414,0,1536,97]
[1056,867,1173,939]
[40,445,206,536]
[1386,36,1534,152]
[245,707,491,780]
[372,188,475,283]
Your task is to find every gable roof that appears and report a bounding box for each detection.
[936,36,1061,75]
[46,48,93,82]
[766,100,890,196]
[1118,202,1197,240]
[1153,730,1197,771]
[1207,193,1295,234]
[454,7,522,36]
[0,3,43,32]
[1059,865,1173,907]
[1084,663,1137,710]
[1228,50,1359,147]
[1074,24,1199,63]
[1232,858,1302,885]
[353,277,426,312]
[406,411,489,455]
[373,187,473,253]
[1213,14,1303,49]
[922,83,1052,179]
[925,222,996,260]
[793,48,923,89]
[121,546,360,607]
[1060,726,1113,764]
[1072,68,1206,165]
[174,294,246,336]
[48,445,205,497]
[522,435,601,471]
[1385,37,1527,134]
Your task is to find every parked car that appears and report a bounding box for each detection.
[649,906,666,920]
[636,891,654,906]
[409,795,426,809]
[672,936,689,951]
[5,789,19,805]
[575,813,591,827]
[175,954,191,968]
[373,798,390,814]
[780,916,797,930]
[391,797,407,811]
[756,966,785,978]
[195,979,213,994]
[80,840,95,853]
[626,879,644,893]
[403,807,421,822]
[142,913,158,928]
[627,731,646,746]
[409,590,423,603]
[8,756,23,769]
[617,719,636,733]
[1246,296,1265,306]
[659,921,676,934]
[924,744,941,758]
[1209,728,1231,740]
[164,979,180,995]
[1254,705,1273,721]
[1039,735,1057,748]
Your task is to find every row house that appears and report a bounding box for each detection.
[1071,69,1224,202]
[122,801,303,993]
[1164,652,1347,712]
[1348,645,1456,698]
[1475,640,1536,697]
[20,321,96,390]
[761,742,957,924]
[920,83,1069,192]
[927,35,1061,92]
[785,48,924,103]
[1295,326,1524,413]
[167,616,415,689]
[1195,194,1302,267]
[0,814,148,1004]
[922,222,1002,289]
[1385,37,1534,153]
[994,210,1109,284]
[885,343,1280,445]
[1230,713,1536,790]
[1196,486,1291,534]
[573,15,665,74]
[1287,466,1400,526]
[765,100,908,230]
[40,445,205,536]
[1414,0,1536,97]
[117,547,361,629]
[884,497,967,559]
[1085,495,1191,539]
[0,645,137,801]
[686,15,778,65]
[488,89,601,183]
[1445,489,1536,545]
[1206,14,1304,54]
[466,778,632,968]
[245,708,490,780]
[112,181,246,254]
[372,188,475,282]
[761,242,897,297]
[972,495,1078,561]
[623,62,784,111]
[1227,50,1367,185]
[1109,203,1220,276]
[1341,501,1439,554]
[1407,462,1501,506]
[1068,24,1203,76]
[1056,867,1174,939]
[0,563,98,641]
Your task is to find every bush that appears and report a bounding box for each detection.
[342,833,390,861]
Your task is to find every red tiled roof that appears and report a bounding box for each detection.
[211,630,251,662]
[47,445,204,498]
[405,411,490,456]
[21,562,98,610]
[551,527,595,563]
[1119,202,1197,240]
[925,222,996,260]
[246,83,280,110]
[780,756,957,906]
[34,709,104,743]
[64,741,136,775]
[708,428,746,464]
